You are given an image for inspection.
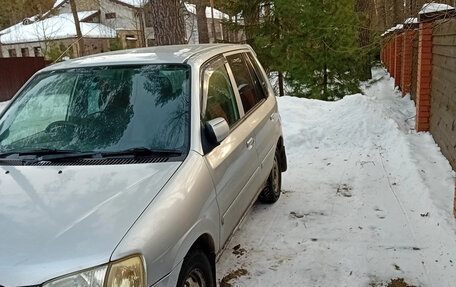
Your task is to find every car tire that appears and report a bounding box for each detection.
[177,249,215,287]
[259,150,282,204]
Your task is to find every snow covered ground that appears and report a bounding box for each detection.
[217,67,456,287]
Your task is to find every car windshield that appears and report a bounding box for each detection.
[0,64,191,155]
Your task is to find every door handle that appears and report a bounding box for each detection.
[246,137,255,150]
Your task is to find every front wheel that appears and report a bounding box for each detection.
[259,150,282,204]
[177,249,215,287]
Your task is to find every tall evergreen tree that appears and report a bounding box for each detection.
[220,0,376,100]
[272,0,363,100]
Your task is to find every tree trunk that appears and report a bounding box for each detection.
[234,15,239,42]
[209,0,217,42]
[278,72,284,97]
[376,0,387,30]
[393,0,403,24]
[196,0,209,43]
[150,0,186,46]
[69,0,85,56]
[356,0,373,81]
[323,61,328,100]
[138,9,146,47]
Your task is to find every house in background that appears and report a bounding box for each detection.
[53,0,148,49]
[184,3,246,45]
[0,11,116,59]
[0,0,245,59]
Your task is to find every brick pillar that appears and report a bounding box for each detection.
[387,41,390,70]
[401,29,415,97]
[391,37,396,77]
[388,40,392,73]
[415,21,433,132]
[394,33,403,88]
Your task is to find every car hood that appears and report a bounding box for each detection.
[0,161,181,286]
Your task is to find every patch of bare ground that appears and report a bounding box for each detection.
[219,268,248,287]
[370,278,416,287]
[388,278,416,287]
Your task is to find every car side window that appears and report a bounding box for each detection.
[226,53,265,114]
[246,52,269,97]
[203,59,240,127]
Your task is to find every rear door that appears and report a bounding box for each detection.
[202,56,261,246]
[226,52,279,188]
[243,52,280,181]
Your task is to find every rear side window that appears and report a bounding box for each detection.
[246,52,269,96]
[203,59,240,127]
[226,53,265,114]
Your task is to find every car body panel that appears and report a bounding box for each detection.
[0,162,180,286]
[110,151,219,286]
[203,117,261,245]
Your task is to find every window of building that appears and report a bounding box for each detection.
[21,48,29,57]
[8,49,17,57]
[126,35,138,49]
[34,46,42,57]
[105,13,116,19]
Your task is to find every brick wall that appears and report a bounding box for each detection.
[394,33,403,88]
[410,32,419,102]
[381,9,456,217]
[415,22,433,132]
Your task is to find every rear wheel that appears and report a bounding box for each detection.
[177,249,215,287]
[259,150,282,203]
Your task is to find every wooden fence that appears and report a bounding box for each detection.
[430,18,456,171]
[0,57,48,102]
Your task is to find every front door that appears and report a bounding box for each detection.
[202,57,261,246]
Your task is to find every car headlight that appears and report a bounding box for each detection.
[43,255,145,287]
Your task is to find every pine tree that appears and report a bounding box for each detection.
[219,0,376,100]
[272,0,363,100]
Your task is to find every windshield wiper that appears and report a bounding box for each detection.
[100,147,183,158]
[24,150,99,165]
[0,149,83,158]
[0,147,182,164]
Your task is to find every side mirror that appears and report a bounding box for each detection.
[205,117,229,144]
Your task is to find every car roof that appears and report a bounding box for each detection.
[42,44,253,71]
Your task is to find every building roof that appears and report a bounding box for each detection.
[0,12,115,45]
[419,3,454,14]
[42,44,252,71]
[54,0,143,9]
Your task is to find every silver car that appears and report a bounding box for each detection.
[0,44,287,287]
